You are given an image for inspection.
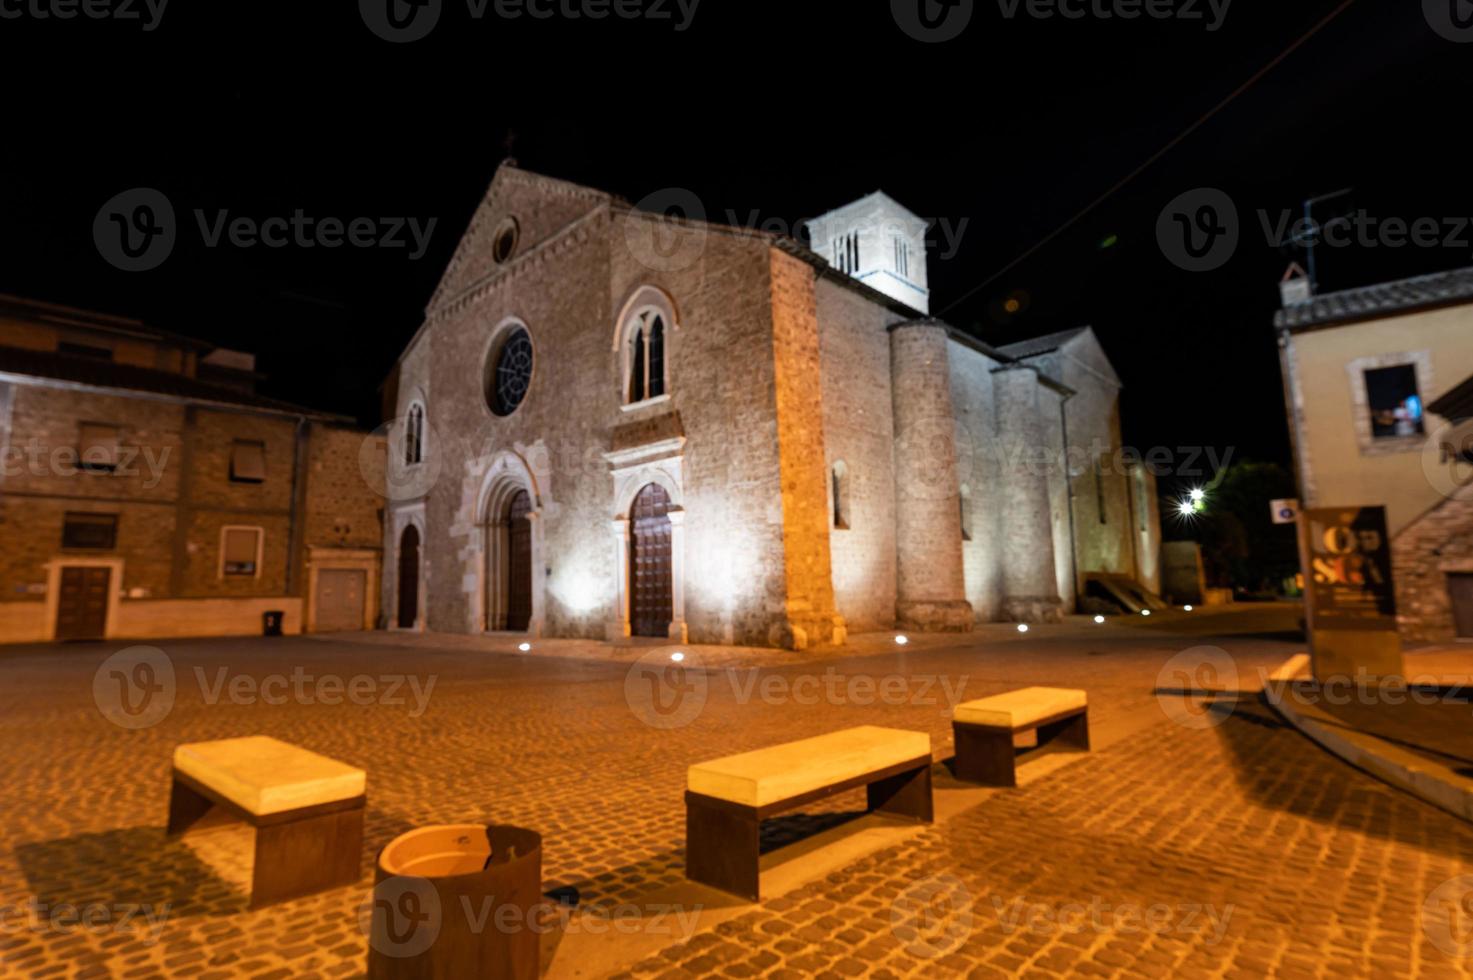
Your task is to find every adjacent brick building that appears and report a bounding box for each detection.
[0,295,385,643]
[1277,264,1473,643]
[381,163,1161,650]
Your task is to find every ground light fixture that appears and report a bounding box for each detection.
[518,642,531,652]
[670,652,685,662]
[1184,604,1194,611]
[1017,624,1029,633]
[895,635,909,646]
[1094,615,1106,624]
[1141,609,1152,616]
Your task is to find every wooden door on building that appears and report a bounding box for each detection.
[316,569,366,632]
[397,525,420,628]
[1449,573,1473,638]
[505,490,533,632]
[630,483,673,638]
[55,566,110,641]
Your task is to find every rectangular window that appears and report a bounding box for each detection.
[222,526,263,577]
[229,439,267,483]
[62,512,118,550]
[1365,365,1424,439]
[77,423,119,472]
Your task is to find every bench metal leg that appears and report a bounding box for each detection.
[867,764,934,823]
[953,724,1017,787]
[685,793,760,901]
[166,774,215,835]
[250,805,364,909]
[1038,710,1090,751]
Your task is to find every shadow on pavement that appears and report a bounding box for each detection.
[15,826,248,920]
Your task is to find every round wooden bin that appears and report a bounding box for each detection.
[365,823,542,980]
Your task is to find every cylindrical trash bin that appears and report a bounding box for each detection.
[365,823,542,980]
[262,610,284,636]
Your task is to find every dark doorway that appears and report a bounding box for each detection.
[56,566,110,640]
[506,490,533,632]
[630,483,673,638]
[1449,573,1473,639]
[397,524,420,629]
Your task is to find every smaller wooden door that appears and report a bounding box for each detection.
[630,483,673,638]
[505,490,533,632]
[56,566,110,641]
[316,569,366,632]
[1449,574,1473,638]
[397,525,420,628]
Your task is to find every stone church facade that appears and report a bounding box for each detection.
[381,163,1160,649]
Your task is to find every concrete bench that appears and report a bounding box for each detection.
[685,725,932,900]
[167,736,366,908]
[952,687,1088,787]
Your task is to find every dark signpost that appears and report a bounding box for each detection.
[1300,506,1404,680]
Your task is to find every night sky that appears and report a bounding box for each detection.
[3,0,1470,502]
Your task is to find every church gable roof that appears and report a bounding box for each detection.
[998,326,1121,389]
[426,163,611,316]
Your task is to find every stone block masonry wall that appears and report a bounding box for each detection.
[1392,492,1473,643]
[815,278,900,633]
[411,170,799,647]
[947,343,1006,622]
[1038,340,1140,587]
[993,366,1064,623]
[890,323,972,630]
[766,249,841,648]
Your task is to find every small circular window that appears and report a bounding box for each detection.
[492,217,519,264]
[487,327,533,417]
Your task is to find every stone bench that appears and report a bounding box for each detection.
[952,687,1088,787]
[685,725,932,900]
[167,736,366,908]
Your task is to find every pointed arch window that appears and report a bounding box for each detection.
[624,309,669,404]
[405,402,426,465]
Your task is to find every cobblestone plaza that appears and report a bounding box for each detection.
[1,614,1470,978]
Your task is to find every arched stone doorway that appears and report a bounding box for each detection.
[477,450,546,636]
[630,483,674,637]
[397,524,420,629]
[504,489,533,632]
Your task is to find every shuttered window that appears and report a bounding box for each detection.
[78,424,119,472]
[222,527,262,577]
[62,512,118,550]
[229,440,266,483]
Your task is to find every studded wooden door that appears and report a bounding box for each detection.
[506,490,533,632]
[56,566,110,641]
[630,483,673,638]
[397,524,420,629]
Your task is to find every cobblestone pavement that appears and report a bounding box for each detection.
[0,617,1468,978]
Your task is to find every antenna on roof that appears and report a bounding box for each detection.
[1295,187,1352,293]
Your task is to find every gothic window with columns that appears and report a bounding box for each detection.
[405,402,425,465]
